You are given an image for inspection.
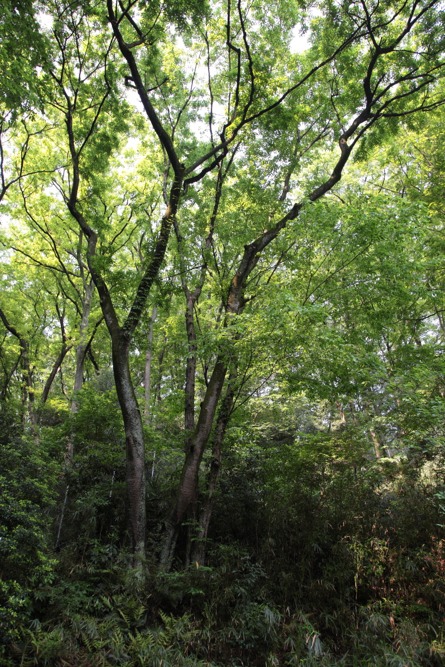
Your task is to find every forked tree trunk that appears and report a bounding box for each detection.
[160,238,260,569]
[160,358,227,568]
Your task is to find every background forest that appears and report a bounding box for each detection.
[1,0,445,665]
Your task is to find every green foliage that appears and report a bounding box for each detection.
[0,417,58,651]
[0,0,49,112]
[57,386,127,550]
[162,0,209,30]
[20,574,218,666]
[2,2,445,665]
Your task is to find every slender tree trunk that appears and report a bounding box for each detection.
[144,306,157,424]
[41,344,71,404]
[20,338,35,425]
[370,429,382,459]
[191,383,235,565]
[155,335,166,407]
[160,215,260,568]
[112,334,146,559]
[67,174,182,562]
[41,299,75,408]
[66,279,95,464]
[184,293,197,432]
[72,280,95,399]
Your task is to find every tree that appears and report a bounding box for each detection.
[3,0,445,567]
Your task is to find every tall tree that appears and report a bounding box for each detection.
[4,0,445,566]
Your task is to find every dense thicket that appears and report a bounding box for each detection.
[1,0,445,664]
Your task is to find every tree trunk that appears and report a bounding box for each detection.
[66,279,95,464]
[160,357,227,568]
[144,306,157,424]
[370,429,382,459]
[41,344,71,404]
[191,384,234,565]
[184,292,197,432]
[72,280,95,400]
[112,334,146,559]
[155,336,166,408]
